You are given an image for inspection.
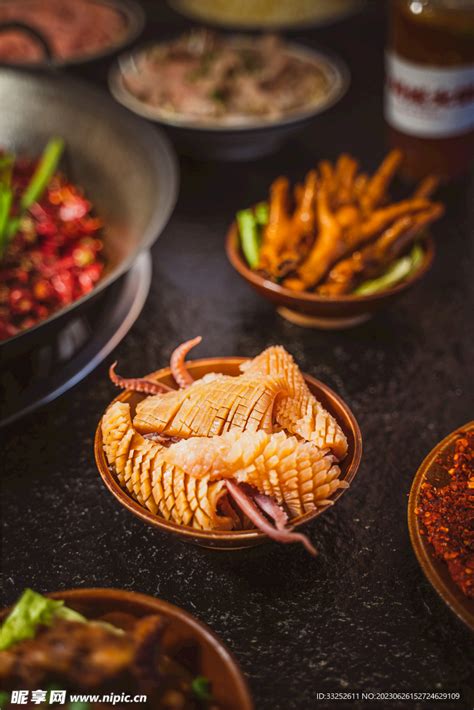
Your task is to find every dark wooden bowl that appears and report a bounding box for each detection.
[408,421,474,631]
[226,223,435,329]
[0,587,253,709]
[95,357,362,551]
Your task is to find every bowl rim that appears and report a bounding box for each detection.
[0,69,179,349]
[95,356,363,542]
[0,0,145,70]
[226,220,436,305]
[407,421,474,631]
[108,38,350,132]
[0,587,254,709]
[169,0,366,32]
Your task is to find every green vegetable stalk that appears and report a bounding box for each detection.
[237,209,261,269]
[236,201,269,269]
[20,137,64,210]
[354,243,425,295]
[0,187,13,257]
[0,138,65,258]
[254,201,269,226]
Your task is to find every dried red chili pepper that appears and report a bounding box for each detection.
[0,156,105,341]
[416,430,474,598]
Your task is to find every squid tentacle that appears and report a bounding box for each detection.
[170,336,202,388]
[109,362,172,395]
[253,491,289,530]
[225,480,317,556]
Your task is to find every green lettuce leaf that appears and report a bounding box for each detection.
[0,589,85,650]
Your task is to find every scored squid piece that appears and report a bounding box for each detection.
[163,429,269,479]
[241,345,348,458]
[163,429,344,518]
[133,373,290,438]
[102,401,234,530]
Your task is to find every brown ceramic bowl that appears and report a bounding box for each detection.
[0,587,253,709]
[95,357,362,550]
[408,421,474,631]
[226,222,435,329]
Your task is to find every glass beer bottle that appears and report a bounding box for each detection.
[385,0,474,182]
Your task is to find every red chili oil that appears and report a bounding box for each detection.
[416,430,474,598]
[0,157,104,341]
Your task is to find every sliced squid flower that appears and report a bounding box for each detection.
[240,345,348,458]
[134,374,289,438]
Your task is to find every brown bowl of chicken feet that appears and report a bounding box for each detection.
[226,150,442,329]
[95,337,362,553]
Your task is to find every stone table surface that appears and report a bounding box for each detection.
[1,3,473,710]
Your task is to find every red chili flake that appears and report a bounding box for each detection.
[417,430,474,598]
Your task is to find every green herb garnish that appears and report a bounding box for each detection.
[192,676,213,702]
[210,88,226,104]
[0,691,10,707]
[189,51,216,81]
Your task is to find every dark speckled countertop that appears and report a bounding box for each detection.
[1,3,473,709]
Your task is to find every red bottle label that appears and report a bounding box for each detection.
[385,51,474,138]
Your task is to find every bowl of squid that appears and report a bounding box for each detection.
[95,337,362,552]
[226,150,442,329]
